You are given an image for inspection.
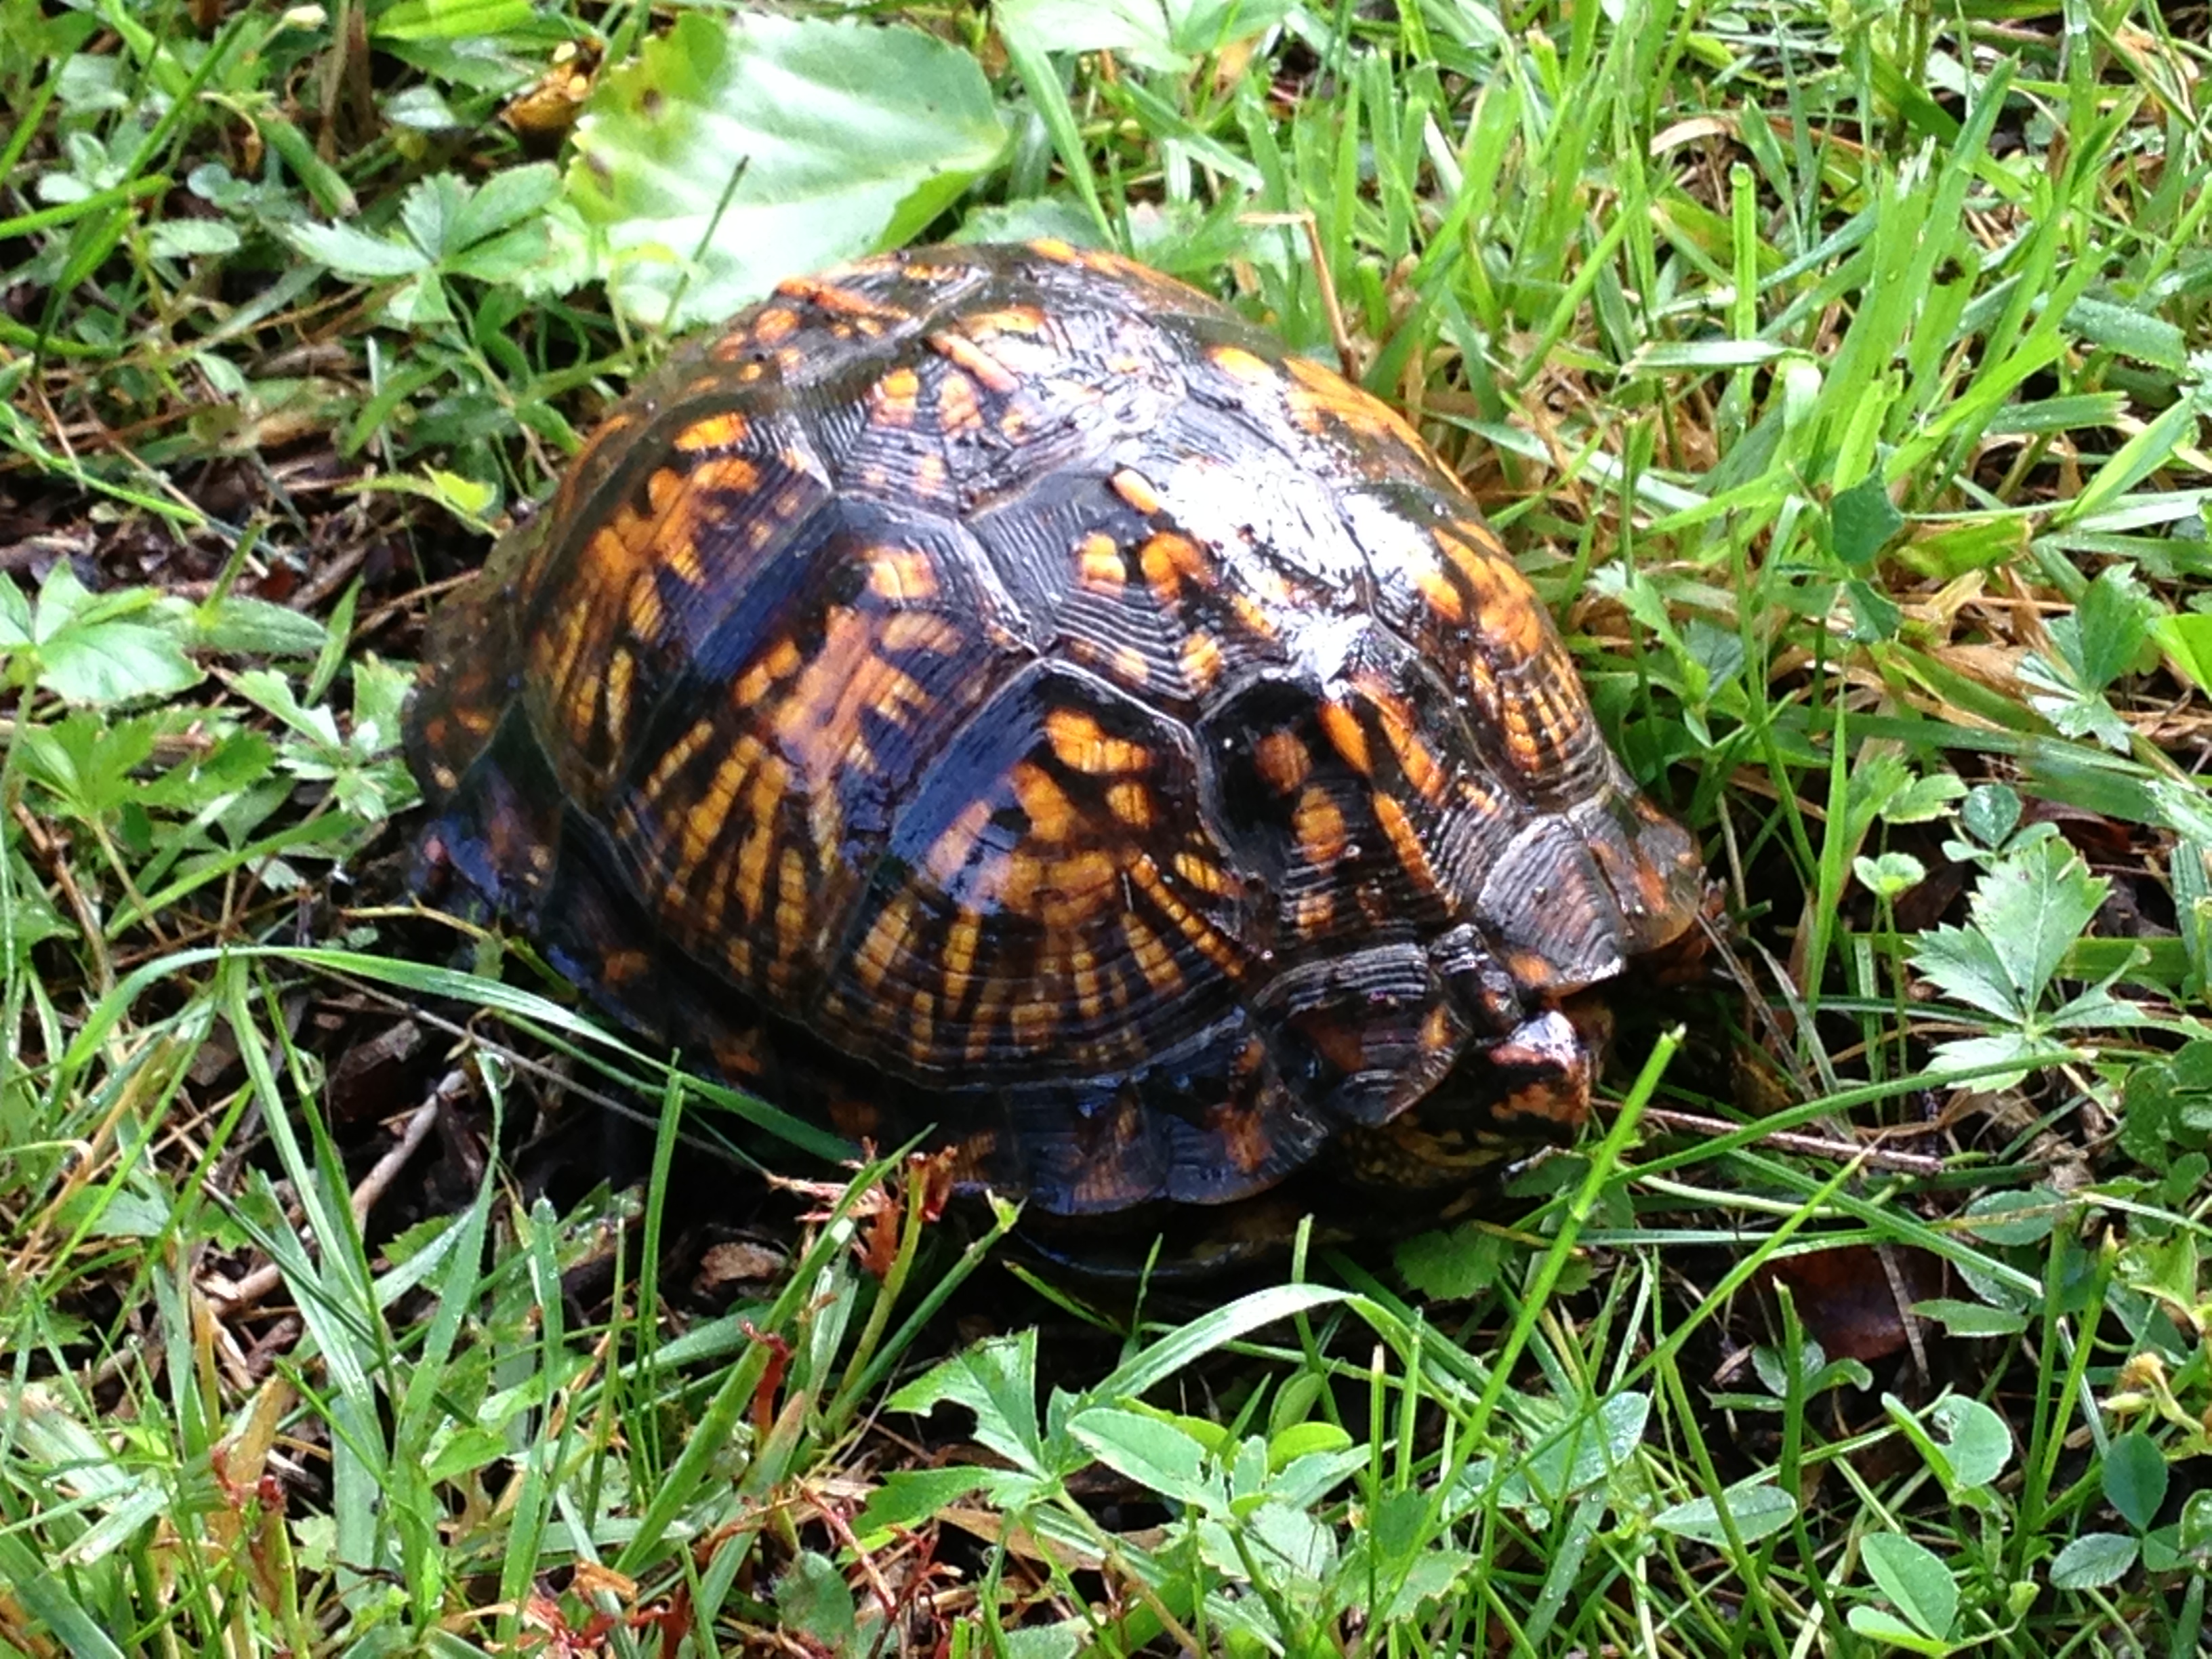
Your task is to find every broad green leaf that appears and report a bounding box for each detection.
[190,594,329,657]
[37,623,199,704]
[2149,611,2212,697]
[2102,1432,2168,1533]
[777,1552,859,1656]
[1910,1298,2028,1338]
[1831,474,1905,567]
[1961,1188,2066,1246]
[1197,1498,1334,1586]
[2049,1531,2137,1591]
[853,1469,985,1539]
[956,196,1106,249]
[567,14,1009,327]
[1170,0,1298,51]
[1862,1532,1958,1640]
[998,0,1184,68]
[2180,1491,2212,1557]
[1510,1394,1650,1509]
[1855,851,1927,900]
[1650,1481,1796,1544]
[20,575,203,705]
[147,218,240,258]
[1926,1397,2011,1490]
[1068,1407,1221,1511]
[1960,783,2021,848]
[372,0,536,41]
[1266,1420,1352,1472]
[1382,1547,1479,1620]
[1844,1605,1950,1656]
[999,1625,1084,1659]
[2064,295,2190,372]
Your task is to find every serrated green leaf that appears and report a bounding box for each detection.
[2020,649,2133,752]
[1881,771,1967,824]
[452,162,560,248]
[886,1331,1045,1476]
[39,621,201,705]
[2047,565,2153,691]
[282,218,430,281]
[1394,1219,1505,1299]
[1911,923,2022,1020]
[1913,838,2106,1025]
[567,14,1008,327]
[0,577,30,647]
[1069,1407,1221,1511]
[190,595,329,657]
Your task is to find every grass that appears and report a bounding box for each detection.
[3,0,2211,1652]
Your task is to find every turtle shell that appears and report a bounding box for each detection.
[404,239,1703,1220]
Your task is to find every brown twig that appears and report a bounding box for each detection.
[1638,1105,1948,1176]
[204,1067,464,1317]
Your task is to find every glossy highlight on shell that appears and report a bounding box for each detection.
[403,239,1704,1223]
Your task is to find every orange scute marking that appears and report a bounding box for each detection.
[870,366,922,427]
[1044,705,1147,774]
[927,331,1022,395]
[1208,344,1277,386]
[1111,468,1165,516]
[1318,702,1372,775]
[1077,533,1125,592]
[1254,730,1311,795]
[674,411,750,451]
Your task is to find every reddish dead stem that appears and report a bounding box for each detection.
[742,1319,794,1439]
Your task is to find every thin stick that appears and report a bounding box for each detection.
[203,1069,460,1315]
[1637,1105,1947,1176]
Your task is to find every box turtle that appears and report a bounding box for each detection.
[404,239,1702,1240]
